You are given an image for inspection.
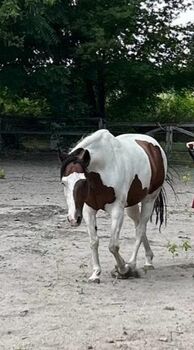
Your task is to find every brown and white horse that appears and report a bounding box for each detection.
[59,129,167,282]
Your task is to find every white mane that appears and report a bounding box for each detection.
[71,129,119,172]
[72,129,114,152]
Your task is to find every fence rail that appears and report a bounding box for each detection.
[1,118,194,162]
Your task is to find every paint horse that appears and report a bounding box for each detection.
[59,130,167,282]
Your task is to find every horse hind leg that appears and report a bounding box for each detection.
[126,202,154,270]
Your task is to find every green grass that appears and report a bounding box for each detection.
[0,168,5,179]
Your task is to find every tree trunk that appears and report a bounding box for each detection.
[97,65,106,127]
[85,79,97,119]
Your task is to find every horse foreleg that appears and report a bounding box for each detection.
[129,199,155,269]
[109,207,133,277]
[83,205,101,283]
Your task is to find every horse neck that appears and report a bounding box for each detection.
[73,130,110,149]
[74,130,118,172]
[90,144,116,172]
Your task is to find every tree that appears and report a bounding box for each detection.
[0,0,193,121]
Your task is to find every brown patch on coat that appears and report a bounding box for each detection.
[127,175,148,207]
[135,140,165,194]
[74,172,116,211]
[86,172,116,210]
[73,179,88,214]
[64,162,84,176]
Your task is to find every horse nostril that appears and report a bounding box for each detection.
[77,216,82,225]
[67,216,70,223]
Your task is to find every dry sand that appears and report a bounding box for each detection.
[0,156,194,350]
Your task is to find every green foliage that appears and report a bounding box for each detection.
[110,89,194,123]
[0,88,50,117]
[167,240,192,258]
[0,0,193,121]
[182,240,192,252]
[167,242,179,258]
[0,168,5,178]
[182,172,191,185]
[153,91,194,123]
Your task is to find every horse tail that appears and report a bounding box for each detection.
[152,170,176,231]
[152,187,167,232]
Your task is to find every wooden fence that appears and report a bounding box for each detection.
[0,117,194,163]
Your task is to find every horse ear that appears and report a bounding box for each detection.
[79,149,90,167]
[58,152,68,162]
[70,148,84,157]
[57,144,68,163]
[69,148,90,166]
[70,148,90,166]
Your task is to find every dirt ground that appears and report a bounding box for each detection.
[0,155,194,350]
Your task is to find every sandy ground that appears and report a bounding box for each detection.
[0,156,194,350]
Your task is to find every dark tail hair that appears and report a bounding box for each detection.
[152,170,176,231]
[152,188,167,231]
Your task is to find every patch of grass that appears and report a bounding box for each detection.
[181,240,191,252]
[182,172,191,185]
[167,242,179,258]
[167,240,192,258]
[0,168,5,179]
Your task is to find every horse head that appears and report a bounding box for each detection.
[60,148,90,226]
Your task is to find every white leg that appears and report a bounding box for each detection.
[143,236,154,268]
[126,205,154,268]
[83,205,101,282]
[128,200,155,269]
[109,207,130,275]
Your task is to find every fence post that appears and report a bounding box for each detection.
[0,118,2,152]
[98,118,106,129]
[165,125,173,157]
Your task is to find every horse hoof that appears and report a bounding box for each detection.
[111,266,119,278]
[144,264,155,271]
[119,267,140,279]
[111,265,140,279]
[88,277,100,284]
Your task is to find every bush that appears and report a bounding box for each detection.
[0,88,50,118]
[153,90,194,123]
[107,89,194,123]
[0,168,5,179]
